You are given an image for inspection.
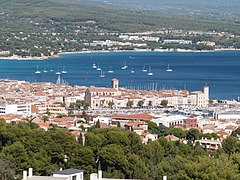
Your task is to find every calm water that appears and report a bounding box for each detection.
[0,51,240,100]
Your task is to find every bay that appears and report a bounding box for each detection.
[0,51,240,100]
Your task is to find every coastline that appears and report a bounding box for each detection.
[0,48,239,60]
[58,48,240,55]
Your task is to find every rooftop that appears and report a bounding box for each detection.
[53,168,83,175]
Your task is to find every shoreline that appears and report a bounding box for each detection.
[0,48,239,60]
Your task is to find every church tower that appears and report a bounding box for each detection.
[112,78,119,90]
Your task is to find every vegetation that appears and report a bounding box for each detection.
[0,0,239,57]
[0,120,240,179]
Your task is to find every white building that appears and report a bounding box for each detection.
[0,103,31,115]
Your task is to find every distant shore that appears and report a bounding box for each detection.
[0,55,60,61]
[58,48,240,55]
[0,48,239,60]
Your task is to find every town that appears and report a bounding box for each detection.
[0,77,239,149]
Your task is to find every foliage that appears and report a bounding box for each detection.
[160,100,168,107]
[0,120,239,179]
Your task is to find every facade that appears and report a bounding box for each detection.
[0,103,31,115]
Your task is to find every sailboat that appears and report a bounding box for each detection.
[96,63,101,71]
[142,65,147,72]
[148,66,153,76]
[108,65,114,73]
[61,66,67,74]
[166,64,173,72]
[35,66,41,74]
[43,68,48,73]
[99,70,105,78]
[92,63,97,69]
[131,67,135,74]
[56,68,61,75]
[121,61,128,69]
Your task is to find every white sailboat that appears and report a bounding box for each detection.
[61,66,67,74]
[148,66,153,76]
[131,67,135,74]
[35,66,41,74]
[121,61,128,69]
[108,65,114,73]
[142,65,147,72]
[96,63,101,71]
[99,70,105,78]
[56,68,61,75]
[92,63,97,69]
[166,63,173,72]
[43,68,48,73]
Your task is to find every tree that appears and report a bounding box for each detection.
[0,159,15,180]
[126,100,134,108]
[137,100,144,108]
[168,128,186,139]
[160,100,168,107]
[108,101,114,109]
[148,101,152,108]
[186,128,200,141]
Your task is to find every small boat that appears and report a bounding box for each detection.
[108,65,114,73]
[148,66,153,76]
[61,66,67,74]
[121,61,128,70]
[96,63,101,71]
[43,68,48,73]
[56,68,61,75]
[92,63,97,69]
[131,67,135,74]
[35,66,41,74]
[99,70,105,78]
[50,68,53,72]
[166,63,173,72]
[142,65,147,72]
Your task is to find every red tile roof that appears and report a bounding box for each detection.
[112,113,154,120]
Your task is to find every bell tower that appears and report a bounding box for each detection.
[112,78,119,90]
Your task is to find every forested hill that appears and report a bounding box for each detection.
[83,0,240,16]
[0,0,240,57]
[0,0,239,33]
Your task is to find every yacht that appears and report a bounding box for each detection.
[108,65,114,73]
[99,70,105,78]
[92,63,97,69]
[35,66,41,74]
[147,66,153,76]
[96,63,101,71]
[121,61,128,70]
[166,64,173,72]
[142,65,147,72]
[43,68,48,73]
[61,66,67,74]
[56,68,61,75]
[131,67,135,74]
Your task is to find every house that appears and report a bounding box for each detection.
[197,138,221,150]
[53,168,84,180]
[23,168,84,180]
[164,134,179,141]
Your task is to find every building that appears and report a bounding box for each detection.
[197,138,221,150]
[0,103,31,115]
[53,169,84,180]
[23,168,84,180]
[85,79,121,109]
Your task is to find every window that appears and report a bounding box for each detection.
[72,175,77,180]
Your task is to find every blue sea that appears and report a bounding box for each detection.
[0,51,240,100]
